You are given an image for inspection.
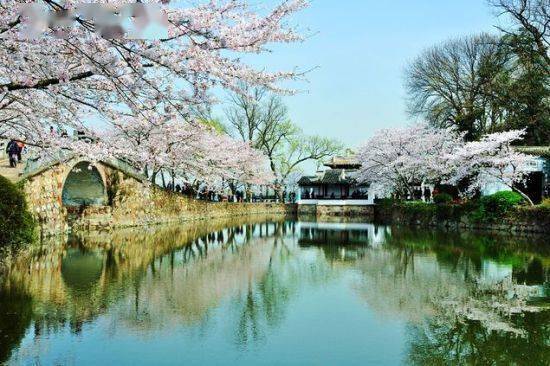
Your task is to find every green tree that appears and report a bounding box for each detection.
[0,175,35,246]
[492,32,550,145]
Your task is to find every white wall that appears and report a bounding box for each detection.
[480,158,545,196]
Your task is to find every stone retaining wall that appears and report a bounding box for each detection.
[297,204,375,219]
[22,164,71,235]
[375,204,550,234]
[22,162,296,235]
[72,198,296,232]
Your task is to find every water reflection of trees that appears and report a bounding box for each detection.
[351,228,550,363]
[382,229,550,277]
[407,310,550,365]
[0,216,303,363]
[233,225,333,346]
[0,287,33,364]
[297,224,549,363]
[1,221,548,364]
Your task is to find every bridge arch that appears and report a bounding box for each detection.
[62,160,108,207]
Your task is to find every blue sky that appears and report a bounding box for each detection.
[220,0,503,150]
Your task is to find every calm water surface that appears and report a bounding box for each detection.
[0,217,549,365]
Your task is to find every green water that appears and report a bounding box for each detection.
[0,217,548,365]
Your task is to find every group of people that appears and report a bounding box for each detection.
[166,182,195,197]
[164,183,291,203]
[5,139,25,168]
[50,125,69,138]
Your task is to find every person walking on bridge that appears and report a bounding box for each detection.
[15,140,25,162]
[5,140,19,168]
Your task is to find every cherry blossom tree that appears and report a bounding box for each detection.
[0,0,307,189]
[445,129,536,205]
[40,114,275,191]
[356,124,463,198]
[357,124,536,205]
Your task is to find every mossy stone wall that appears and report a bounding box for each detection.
[375,203,550,234]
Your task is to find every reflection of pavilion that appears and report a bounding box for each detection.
[298,222,388,248]
[300,228,367,247]
[297,222,391,263]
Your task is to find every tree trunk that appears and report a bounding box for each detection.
[171,169,175,191]
[160,170,166,188]
[276,186,285,203]
[512,186,534,206]
[229,181,237,195]
[245,184,252,202]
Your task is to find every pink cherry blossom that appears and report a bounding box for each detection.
[357,125,536,204]
[0,0,307,188]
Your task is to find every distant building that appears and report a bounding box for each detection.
[481,146,549,204]
[298,154,371,202]
[296,153,385,217]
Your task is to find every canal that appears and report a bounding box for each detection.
[0,217,548,365]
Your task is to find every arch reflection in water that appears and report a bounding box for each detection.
[0,218,548,365]
[61,248,104,294]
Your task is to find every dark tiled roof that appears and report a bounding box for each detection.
[321,169,348,184]
[297,176,317,185]
[299,169,361,186]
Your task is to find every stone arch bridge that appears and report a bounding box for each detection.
[1,155,293,236]
[15,156,150,235]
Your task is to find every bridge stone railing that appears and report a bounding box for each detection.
[22,150,72,177]
[21,151,145,182]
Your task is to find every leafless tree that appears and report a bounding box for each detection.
[405,34,508,140]
[225,86,343,196]
[490,0,550,68]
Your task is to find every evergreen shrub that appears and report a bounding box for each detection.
[0,175,35,246]
[470,191,525,223]
[433,193,453,204]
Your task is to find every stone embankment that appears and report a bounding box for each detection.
[71,198,296,233]
[375,204,550,235]
[298,203,375,219]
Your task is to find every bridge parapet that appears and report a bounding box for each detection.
[21,153,145,183]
